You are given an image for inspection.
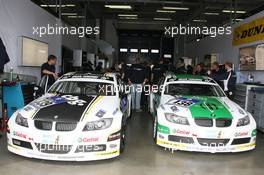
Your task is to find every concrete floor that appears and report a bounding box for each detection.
[0,112,264,175]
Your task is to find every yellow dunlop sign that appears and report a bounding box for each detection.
[233,16,264,46]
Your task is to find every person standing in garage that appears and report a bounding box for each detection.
[193,63,207,75]
[209,61,225,88]
[151,59,166,85]
[41,55,58,88]
[127,58,148,112]
[213,61,237,99]
[95,62,103,72]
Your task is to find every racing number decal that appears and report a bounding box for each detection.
[61,95,87,106]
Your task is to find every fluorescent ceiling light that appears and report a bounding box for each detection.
[164,54,172,58]
[157,10,176,13]
[118,14,137,17]
[204,12,219,15]
[222,10,246,14]
[141,49,149,53]
[163,7,189,10]
[154,17,171,21]
[68,16,85,18]
[66,4,76,7]
[151,49,159,53]
[48,5,66,7]
[120,48,128,52]
[130,49,138,53]
[62,13,78,16]
[119,17,138,20]
[105,5,132,9]
[193,19,207,22]
[41,4,75,7]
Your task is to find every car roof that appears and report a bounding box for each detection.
[165,73,216,84]
[59,72,115,81]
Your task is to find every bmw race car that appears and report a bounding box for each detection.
[150,74,257,153]
[7,72,131,161]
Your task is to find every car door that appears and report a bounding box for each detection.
[33,75,49,99]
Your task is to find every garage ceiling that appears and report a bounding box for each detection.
[32,0,264,28]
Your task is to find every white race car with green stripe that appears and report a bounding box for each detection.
[150,74,256,153]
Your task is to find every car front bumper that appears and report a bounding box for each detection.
[7,128,121,161]
[156,123,256,153]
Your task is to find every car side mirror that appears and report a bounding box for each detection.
[33,85,44,99]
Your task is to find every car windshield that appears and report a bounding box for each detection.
[48,81,116,96]
[164,83,225,97]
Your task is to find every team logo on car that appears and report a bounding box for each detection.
[96,109,106,118]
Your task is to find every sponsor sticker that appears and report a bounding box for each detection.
[96,109,106,118]
[252,129,257,137]
[170,106,179,112]
[235,132,249,137]
[172,129,190,135]
[158,123,170,134]
[110,144,118,149]
[13,131,27,139]
[78,137,99,143]
[112,108,118,115]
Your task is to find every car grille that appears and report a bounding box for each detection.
[197,138,230,147]
[35,143,72,154]
[194,118,213,127]
[194,118,232,127]
[231,138,251,145]
[34,120,52,130]
[216,119,232,127]
[55,122,77,131]
[168,135,194,144]
[12,139,33,149]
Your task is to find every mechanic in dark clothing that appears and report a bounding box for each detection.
[194,63,207,75]
[127,58,148,112]
[209,62,225,88]
[83,61,94,71]
[186,65,194,74]
[213,62,237,99]
[151,59,166,84]
[119,60,130,83]
[141,61,152,109]
[95,62,103,72]
[41,55,58,87]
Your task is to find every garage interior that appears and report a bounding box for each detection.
[1,0,264,175]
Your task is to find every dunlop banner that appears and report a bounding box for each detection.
[233,16,264,46]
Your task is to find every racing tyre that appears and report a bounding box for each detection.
[119,125,126,154]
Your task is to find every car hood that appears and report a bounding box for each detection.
[161,95,235,119]
[20,93,119,122]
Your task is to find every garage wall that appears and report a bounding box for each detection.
[0,0,89,81]
[0,0,62,81]
[104,19,118,66]
[185,10,264,82]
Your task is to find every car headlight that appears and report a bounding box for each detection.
[237,115,250,127]
[15,113,29,127]
[83,118,113,131]
[165,113,189,125]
